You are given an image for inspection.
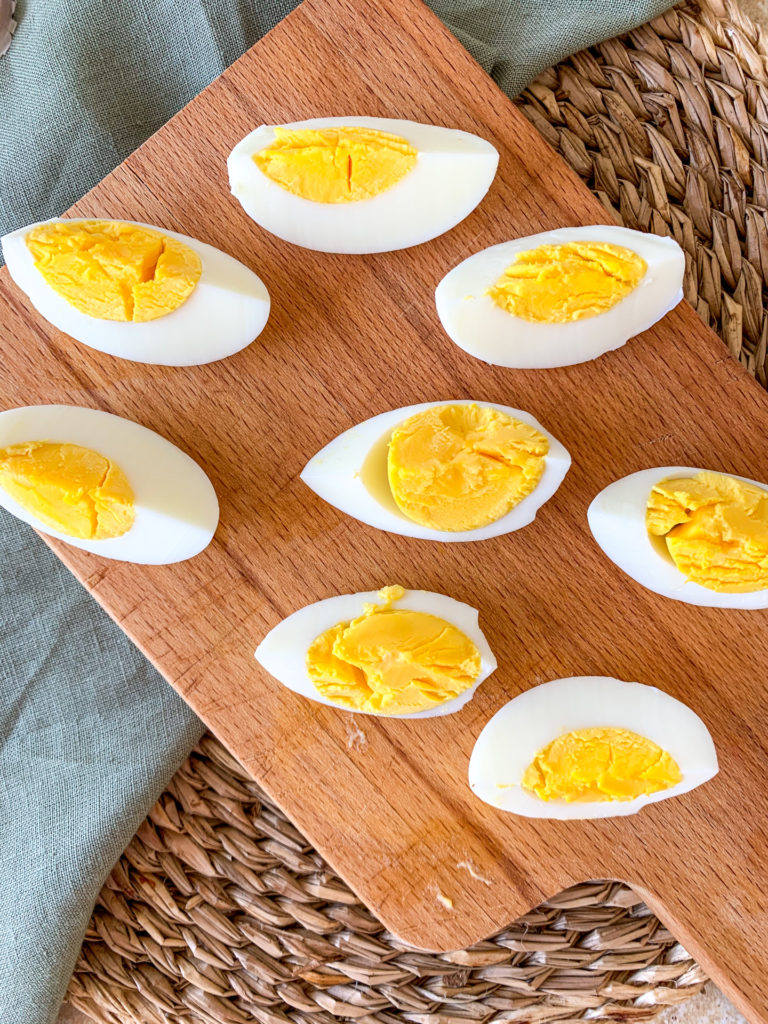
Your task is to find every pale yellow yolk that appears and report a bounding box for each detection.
[26,221,202,322]
[522,727,681,802]
[387,404,549,532]
[253,127,417,203]
[306,585,481,715]
[488,241,647,323]
[646,471,768,593]
[0,441,135,540]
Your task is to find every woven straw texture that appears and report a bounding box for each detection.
[519,0,768,384]
[67,0,768,1021]
[67,736,708,1024]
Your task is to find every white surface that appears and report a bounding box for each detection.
[435,225,684,368]
[301,399,571,542]
[2,219,270,365]
[657,984,747,1024]
[228,117,499,253]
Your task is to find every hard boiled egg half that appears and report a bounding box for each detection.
[2,219,270,365]
[301,401,570,542]
[227,117,499,253]
[589,467,768,609]
[0,405,218,563]
[435,226,684,368]
[469,676,718,819]
[255,585,497,717]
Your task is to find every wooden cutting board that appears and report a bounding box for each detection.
[2,0,767,1018]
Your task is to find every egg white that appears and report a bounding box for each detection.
[468,676,718,819]
[435,225,685,368]
[588,466,768,609]
[300,400,570,542]
[1,219,271,366]
[0,405,219,564]
[227,117,499,253]
[255,588,497,718]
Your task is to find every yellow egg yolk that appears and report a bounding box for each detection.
[646,471,768,592]
[387,404,549,532]
[253,126,417,203]
[306,585,481,715]
[522,727,681,802]
[488,241,647,323]
[25,221,202,322]
[0,441,135,540]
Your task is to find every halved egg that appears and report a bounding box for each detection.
[435,226,684,368]
[227,117,499,253]
[300,400,570,542]
[469,676,718,819]
[255,585,497,717]
[1,219,270,365]
[589,467,768,609]
[0,405,219,563]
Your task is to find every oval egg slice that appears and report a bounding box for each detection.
[1,219,270,366]
[588,466,768,609]
[469,676,718,819]
[300,400,570,541]
[255,586,497,717]
[228,117,499,253]
[435,225,684,368]
[0,405,219,563]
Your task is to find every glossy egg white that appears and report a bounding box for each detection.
[300,400,571,542]
[0,405,219,563]
[469,676,718,819]
[588,466,768,609]
[435,225,684,368]
[255,588,497,718]
[1,219,271,366]
[227,117,499,253]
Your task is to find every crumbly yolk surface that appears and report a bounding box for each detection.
[254,126,417,203]
[0,441,135,540]
[522,727,681,802]
[488,241,647,323]
[646,471,768,592]
[387,404,549,532]
[306,586,481,715]
[26,221,202,322]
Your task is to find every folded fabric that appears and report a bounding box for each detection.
[0,2,676,1023]
[0,511,204,1024]
[2,0,675,236]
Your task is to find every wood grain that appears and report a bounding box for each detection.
[2,0,767,1019]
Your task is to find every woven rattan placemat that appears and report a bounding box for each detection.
[68,736,709,1024]
[67,0,767,1020]
[519,0,768,388]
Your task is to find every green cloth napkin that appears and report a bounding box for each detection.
[0,2,675,1022]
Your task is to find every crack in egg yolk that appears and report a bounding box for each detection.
[387,404,549,532]
[646,470,768,592]
[488,241,647,323]
[306,585,481,715]
[0,441,135,540]
[253,126,417,203]
[25,221,202,322]
[522,727,681,802]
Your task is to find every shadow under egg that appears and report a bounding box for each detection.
[358,426,414,524]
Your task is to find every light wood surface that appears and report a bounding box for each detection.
[2,0,767,1019]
